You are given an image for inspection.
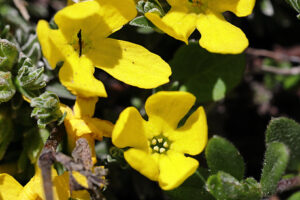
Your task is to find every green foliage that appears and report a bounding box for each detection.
[166,169,215,200]
[16,54,46,90]
[136,0,164,15]
[130,0,164,29]
[0,39,18,71]
[23,128,49,164]
[130,16,155,29]
[0,71,16,103]
[0,110,13,160]
[205,136,245,180]
[288,191,300,200]
[206,172,262,200]
[46,82,76,100]
[170,43,246,103]
[260,142,290,196]
[263,59,300,90]
[30,91,63,128]
[266,117,300,171]
[285,0,300,18]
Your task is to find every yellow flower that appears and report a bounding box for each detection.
[145,0,255,54]
[37,0,171,98]
[60,97,114,163]
[112,91,208,190]
[0,168,90,200]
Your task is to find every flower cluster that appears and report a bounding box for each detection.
[145,0,255,54]
[112,91,207,190]
[0,0,258,196]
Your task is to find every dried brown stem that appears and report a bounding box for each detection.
[38,126,64,200]
[13,0,30,20]
[276,176,300,193]
[246,48,300,63]
[261,65,300,75]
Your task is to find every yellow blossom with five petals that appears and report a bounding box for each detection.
[0,168,90,200]
[112,91,208,190]
[37,0,171,98]
[60,97,114,163]
[145,0,255,54]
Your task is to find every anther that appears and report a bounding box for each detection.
[159,148,166,153]
[153,146,159,152]
[157,138,163,143]
[151,138,157,145]
[163,141,168,148]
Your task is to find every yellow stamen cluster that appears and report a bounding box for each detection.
[150,136,170,154]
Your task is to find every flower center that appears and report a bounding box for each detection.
[188,0,202,7]
[150,135,171,154]
[187,0,207,13]
[70,29,92,57]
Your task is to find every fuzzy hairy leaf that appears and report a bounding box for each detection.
[30,91,63,128]
[0,71,16,103]
[206,172,262,200]
[260,142,289,196]
[0,39,18,71]
[16,54,46,90]
[266,117,300,171]
[205,136,245,180]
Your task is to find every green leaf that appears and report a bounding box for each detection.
[0,39,18,71]
[23,128,49,164]
[285,0,300,14]
[205,136,245,180]
[166,168,215,200]
[288,191,300,200]
[206,172,262,200]
[16,54,46,90]
[0,71,16,103]
[170,43,245,103]
[265,117,300,171]
[46,82,76,100]
[130,16,156,29]
[0,112,14,160]
[260,142,289,196]
[30,91,63,128]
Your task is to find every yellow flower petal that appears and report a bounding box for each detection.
[36,20,73,69]
[169,107,208,155]
[84,118,114,139]
[145,91,196,131]
[60,103,74,120]
[196,11,248,54]
[19,167,69,200]
[59,55,107,98]
[145,8,197,44]
[86,38,171,89]
[208,0,255,17]
[69,119,91,136]
[112,107,148,150]
[124,148,159,181]
[0,173,23,199]
[55,0,136,40]
[74,97,98,118]
[158,151,198,190]
[72,171,89,188]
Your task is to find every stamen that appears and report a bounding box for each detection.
[77,29,82,57]
[157,138,163,143]
[151,138,157,145]
[159,148,166,153]
[163,141,168,148]
[153,146,159,152]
